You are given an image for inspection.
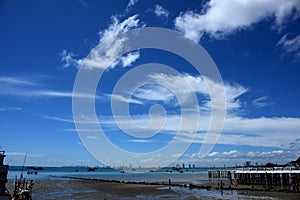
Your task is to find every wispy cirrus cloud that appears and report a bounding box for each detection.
[128,73,247,112]
[5,152,47,158]
[173,116,300,148]
[5,151,100,166]
[40,115,75,123]
[0,76,39,86]
[0,75,104,100]
[277,33,300,61]
[128,139,153,143]
[132,84,175,104]
[61,15,142,70]
[0,107,23,112]
[48,110,300,149]
[126,0,139,11]
[175,0,300,42]
[252,96,271,107]
[108,93,143,105]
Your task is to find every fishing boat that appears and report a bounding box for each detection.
[1,150,34,200]
[12,154,33,200]
[0,151,11,200]
[12,176,33,200]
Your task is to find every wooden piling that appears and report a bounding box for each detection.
[234,168,300,192]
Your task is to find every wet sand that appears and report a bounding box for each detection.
[6,179,300,199]
[7,179,177,200]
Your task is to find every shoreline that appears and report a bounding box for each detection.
[6,176,299,199]
[7,176,300,200]
[55,176,300,194]
[7,179,177,200]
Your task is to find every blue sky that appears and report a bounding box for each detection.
[1,0,300,167]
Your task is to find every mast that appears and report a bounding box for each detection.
[20,153,27,180]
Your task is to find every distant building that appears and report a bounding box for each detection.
[266,162,275,167]
[245,161,251,167]
[182,163,185,169]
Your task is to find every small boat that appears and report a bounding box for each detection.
[117,167,125,173]
[87,167,97,171]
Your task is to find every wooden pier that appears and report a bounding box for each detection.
[208,168,300,192]
[234,168,300,191]
[208,170,234,180]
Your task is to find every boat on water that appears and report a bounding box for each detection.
[87,167,98,171]
[0,151,34,200]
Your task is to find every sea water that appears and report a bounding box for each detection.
[8,166,209,183]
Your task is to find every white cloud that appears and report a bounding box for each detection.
[133,84,175,103]
[0,107,23,112]
[0,76,103,100]
[277,33,300,61]
[62,128,100,132]
[119,51,140,67]
[128,139,152,143]
[86,136,98,140]
[49,110,300,149]
[0,88,101,100]
[208,151,219,157]
[176,116,300,148]
[61,15,141,69]
[0,76,38,86]
[4,152,49,165]
[43,111,300,167]
[37,70,299,149]
[175,0,300,42]
[252,96,270,107]
[126,0,138,10]
[5,151,100,166]
[60,50,77,68]
[5,152,47,158]
[154,5,169,18]
[131,73,246,111]
[109,93,143,105]
[106,114,300,148]
[180,149,296,167]
[247,150,284,157]
[223,150,239,157]
[41,115,75,123]
[285,138,300,149]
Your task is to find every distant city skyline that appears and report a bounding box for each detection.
[1,0,300,167]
